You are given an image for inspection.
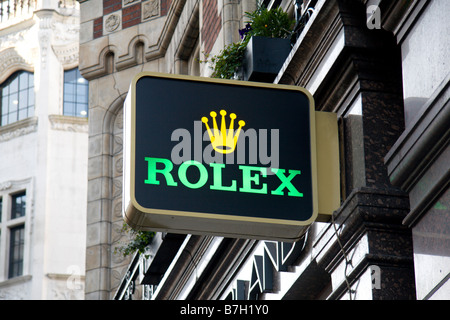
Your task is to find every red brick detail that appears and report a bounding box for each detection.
[103,0,122,15]
[93,17,103,39]
[122,3,141,29]
[202,0,221,54]
[161,0,172,16]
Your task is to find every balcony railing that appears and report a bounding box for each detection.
[292,0,318,42]
[57,0,77,9]
[0,0,37,23]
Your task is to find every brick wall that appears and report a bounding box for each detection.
[103,0,122,15]
[123,3,141,29]
[161,0,172,16]
[93,17,103,39]
[202,0,222,54]
[94,0,172,39]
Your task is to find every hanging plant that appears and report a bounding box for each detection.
[207,41,248,79]
[114,223,155,258]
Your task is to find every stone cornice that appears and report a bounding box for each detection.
[48,114,88,133]
[0,117,38,142]
[385,75,450,227]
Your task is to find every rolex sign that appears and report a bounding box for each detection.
[123,72,329,242]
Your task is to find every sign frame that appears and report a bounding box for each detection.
[123,72,321,242]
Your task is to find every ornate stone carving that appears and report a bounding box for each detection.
[105,14,121,32]
[0,48,34,83]
[0,181,12,191]
[52,42,79,68]
[52,21,79,45]
[0,117,38,142]
[48,115,88,133]
[142,0,160,20]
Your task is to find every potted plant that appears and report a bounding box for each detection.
[242,6,295,82]
[206,5,294,82]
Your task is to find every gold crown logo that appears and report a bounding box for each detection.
[201,110,245,154]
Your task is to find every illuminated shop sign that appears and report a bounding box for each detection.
[123,72,338,241]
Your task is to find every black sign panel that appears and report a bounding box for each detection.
[123,72,317,241]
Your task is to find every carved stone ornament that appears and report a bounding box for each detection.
[142,0,160,20]
[0,48,34,84]
[0,117,38,143]
[48,115,88,133]
[52,42,79,69]
[0,181,12,191]
[105,14,121,32]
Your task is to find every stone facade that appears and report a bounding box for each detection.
[384,0,450,300]
[0,1,87,299]
[79,0,250,299]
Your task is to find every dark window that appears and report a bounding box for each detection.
[11,192,26,220]
[0,71,35,126]
[63,68,89,117]
[9,225,25,278]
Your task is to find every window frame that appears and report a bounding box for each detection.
[0,179,33,282]
[63,67,89,118]
[0,71,35,127]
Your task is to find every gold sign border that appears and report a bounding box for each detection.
[123,72,320,241]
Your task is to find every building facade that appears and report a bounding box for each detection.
[79,0,449,300]
[0,0,87,299]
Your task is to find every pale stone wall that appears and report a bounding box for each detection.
[0,1,87,299]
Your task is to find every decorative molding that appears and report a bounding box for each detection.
[382,0,430,44]
[144,0,187,61]
[0,181,12,191]
[48,115,88,133]
[386,75,450,189]
[0,178,34,193]
[0,117,38,142]
[0,48,34,84]
[52,42,79,69]
[385,74,450,227]
[0,26,33,50]
[52,20,80,45]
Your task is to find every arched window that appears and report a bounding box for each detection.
[0,71,34,126]
[63,68,89,117]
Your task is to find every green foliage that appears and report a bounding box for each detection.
[114,223,155,257]
[207,41,248,79]
[206,5,294,80]
[245,6,295,39]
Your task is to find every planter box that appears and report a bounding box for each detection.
[242,36,291,82]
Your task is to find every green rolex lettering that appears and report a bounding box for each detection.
[178,160,208,189]
[210,163,237,191]
[144,157,178,186]
[271,168,303,197]
[239,165,267,194]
